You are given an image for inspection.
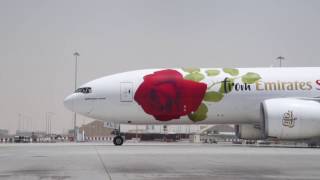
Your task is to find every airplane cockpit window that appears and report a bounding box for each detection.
[75,87,92,94]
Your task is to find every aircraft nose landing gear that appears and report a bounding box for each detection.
[113,136,124,146]
[112,128,124,146]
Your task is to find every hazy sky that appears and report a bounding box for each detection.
[1,0,320,134]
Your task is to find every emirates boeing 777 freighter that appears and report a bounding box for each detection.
[64,67,320,145]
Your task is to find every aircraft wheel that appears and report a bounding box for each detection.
[113,136,124,146]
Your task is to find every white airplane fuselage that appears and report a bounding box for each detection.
[64,67,320,126]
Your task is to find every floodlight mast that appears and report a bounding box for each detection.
[73,52,80,141]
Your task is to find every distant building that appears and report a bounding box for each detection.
[0,129,10,143]
[79,120,114,141]
[15,130,34,137]
[121,124,203,134]
[121,124,207,141]
[14,130,49,143]
[78,120,238,143]
[0,129,9,136]
[78,121,206,142]
[190,124,238,143]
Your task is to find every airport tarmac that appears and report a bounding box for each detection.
[0,143,319,180]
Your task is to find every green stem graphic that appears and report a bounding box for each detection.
[207,81,221,89]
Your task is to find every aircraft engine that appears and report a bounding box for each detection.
[262,98,320,139]
[236,98,320,140]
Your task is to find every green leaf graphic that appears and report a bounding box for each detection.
[182,68,200,73]
[188,103,208,122]
[204,91,224,102]
[184,72,205,82]
[206,70,220,76]
[223,68,239,76]
[241,72,261,84]
[219,78,234,94]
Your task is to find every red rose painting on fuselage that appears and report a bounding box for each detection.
[134,69,207,121]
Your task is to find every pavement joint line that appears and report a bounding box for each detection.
[94,145,112,180]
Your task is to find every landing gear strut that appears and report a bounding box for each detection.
[112,127,124,146]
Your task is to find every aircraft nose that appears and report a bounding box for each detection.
[64,94,76,112]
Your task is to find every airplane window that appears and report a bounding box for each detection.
[75,87,92,94]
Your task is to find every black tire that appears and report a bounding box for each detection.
[113,136,124,146]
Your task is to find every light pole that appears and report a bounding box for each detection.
[18,113,22,132]
[73,52,80,141]
[277,56,285,67]
[46,112,55,136]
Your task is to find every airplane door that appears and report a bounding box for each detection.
[120,82,133,102]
